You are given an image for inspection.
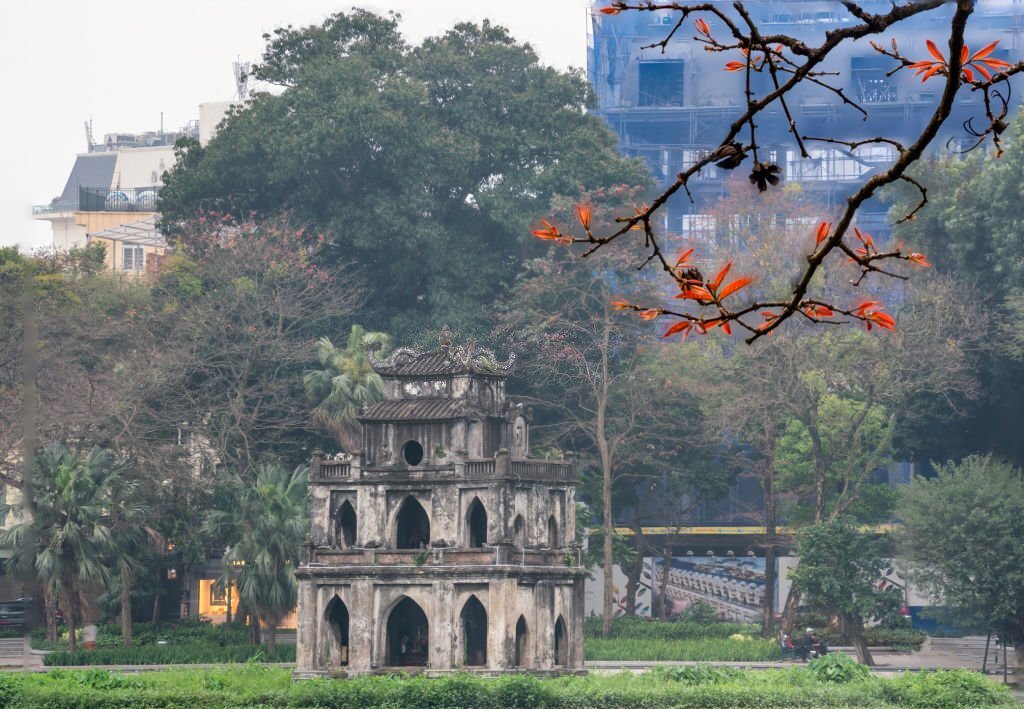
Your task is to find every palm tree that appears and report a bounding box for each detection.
[0,444,130,653]
[304,325,390,453]
[107,477,161,647]
[204,462,308,653]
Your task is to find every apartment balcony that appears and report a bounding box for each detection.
[78,186,160,212]
[32,186,162,217]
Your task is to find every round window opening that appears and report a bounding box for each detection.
[402,440,424,466]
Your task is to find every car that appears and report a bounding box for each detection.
[0,598,30,628]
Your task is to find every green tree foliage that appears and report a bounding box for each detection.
[495,192,732,631]
[304,325,390,453]
[0,245,152,480]
[158,11,647,342]
[0,444,141,652]
[131,218,364,474]
[898,455,1024,672]
[891,117,1024,464]
[203,462,309,652]
[790,518,901,665]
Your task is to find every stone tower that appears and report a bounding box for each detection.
[294,338,586,676]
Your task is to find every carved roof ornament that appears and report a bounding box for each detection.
[363,331,516,376]
[438,324,453,353]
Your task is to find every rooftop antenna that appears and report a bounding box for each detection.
[233,57,251,101]
[84,118,94,152]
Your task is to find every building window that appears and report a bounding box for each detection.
[638,61,684,107]
[683,150,720,181]
[467,498,487,548]
[681,214,717,242]
[402,440,424,466]
[852,56,898,103]
[785,145,896,182]
[122,246,145,272]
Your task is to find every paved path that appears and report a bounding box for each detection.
[0,639,24,667]
[2,634,1016,684]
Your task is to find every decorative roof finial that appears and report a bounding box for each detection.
[438,324,453,354]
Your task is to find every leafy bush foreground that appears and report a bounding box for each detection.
[43,642,295,666]
[3,665,1015,709]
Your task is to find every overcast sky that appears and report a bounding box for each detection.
[0,1,591,250]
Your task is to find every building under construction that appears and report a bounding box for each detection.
[588,0,1023,239]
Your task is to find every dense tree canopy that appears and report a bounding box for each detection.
[899,456,1024,672]
[891,116,1024,465]
[159,10,647,342]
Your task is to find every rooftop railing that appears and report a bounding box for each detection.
[79,186,161,213]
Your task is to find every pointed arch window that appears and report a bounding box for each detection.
[467,498,487,548]
[395,497,430,549]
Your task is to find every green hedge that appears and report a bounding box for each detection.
[585,616,760,641]
[43,642,295,666]
[6,666,1015,709]
[585,637,781,662]
[32,619,253,652]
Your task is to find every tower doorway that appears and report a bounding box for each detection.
[461,596,488,666]
[385,596,429,666]
[324,595,349,666]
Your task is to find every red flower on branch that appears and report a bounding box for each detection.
[532,219,570,244]
[815,221,831,247]
[907,39,1011,82]
[803,304,835,320]
[853,300,896,331]
[663,320,693,340]
[576,204,593,231]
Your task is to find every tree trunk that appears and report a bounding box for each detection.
[659,546,673,619]
[265,621,277,653]
[763,467,777,639]
[780,585,802,634]
[598,312,615,639]
[763,544,776,639]
[250,613,261,645]
[152,593,160,625]
[624,524,645,617]
[45,589,57,643]
[65,580,78,654]
[226,581,233,626]
[601,459,614,637]
[120,566,133,647]
[843,613,874,665]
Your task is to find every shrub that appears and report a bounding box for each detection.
[650,664,742,685]
[42,642,296,666]
[863,627,927,648]
[0,673,23,709]
[12,667,1018,709]
[679,601,721,624]
[807,653,871,683]
[585,615,761,641]
[585,637,781,662]
[897,669,1015,709]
